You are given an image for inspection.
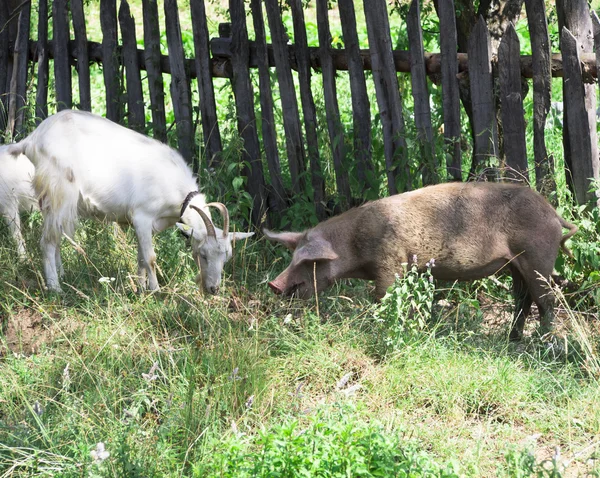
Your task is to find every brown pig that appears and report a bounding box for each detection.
[264,182,578,340]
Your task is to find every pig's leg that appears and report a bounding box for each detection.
[374,269,399,299]
[512,258,555,338]
[509,267,533,341]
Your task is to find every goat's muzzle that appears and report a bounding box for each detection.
[208,285,220,295]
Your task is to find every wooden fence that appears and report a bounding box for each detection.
[1,0,599,227]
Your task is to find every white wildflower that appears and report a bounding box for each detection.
[90,442,110,464]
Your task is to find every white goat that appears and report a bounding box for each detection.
[6,109,253,293]
[0,145,38,257]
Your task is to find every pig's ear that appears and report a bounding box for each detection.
[294,239,338,264]
[263,229,303,251]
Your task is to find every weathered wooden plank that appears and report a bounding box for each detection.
[561,28,599,205]
[249,0,287,217]
[438,0,461,180]
[100,0,122,122]
[35,0,49,122]
[407,0,437,185]
[337,0,373,192]
[524,0,552,191]
[0,0,9,132]
[23,35,600,82]
[164,0,195,164]
[468,16,498,177]
[53,0,72,111]
[498,23,527,180]
[556,0,599,205]
[190,0,222,170]
[229,0,266,226]
[290,0,325,219]
[141,0,166,141]
[264,0,306,196]
[364,0,409,194]
[71,0,91,111]
[212,37,600,79]
[6,1,30,137]
[118,0,145,132]
[317,0,351,210]
[594,12,600,90]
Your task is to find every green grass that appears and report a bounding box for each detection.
[0,215,599,477]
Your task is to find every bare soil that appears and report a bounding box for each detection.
[0,307,78,355]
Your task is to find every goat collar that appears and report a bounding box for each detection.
[180,191,201,219]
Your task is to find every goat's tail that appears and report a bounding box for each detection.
[5,139,28,158]
[558,216,578,258]
[34,157,80,245]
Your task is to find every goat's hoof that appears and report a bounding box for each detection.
[45,286,63,294]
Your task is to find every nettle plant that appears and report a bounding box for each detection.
[374,256,436,351]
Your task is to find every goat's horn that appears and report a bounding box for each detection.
[206,202,229,238]
[190,205,216,238]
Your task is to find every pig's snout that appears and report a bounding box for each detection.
[268,281,283,294]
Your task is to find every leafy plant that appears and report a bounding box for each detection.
[373,256,436,353]
[192,403,461,477]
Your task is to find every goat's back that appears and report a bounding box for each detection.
[21,110,198,223]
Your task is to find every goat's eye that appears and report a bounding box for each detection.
[200,253,208,261]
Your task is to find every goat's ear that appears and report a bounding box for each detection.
[231,231,254,241]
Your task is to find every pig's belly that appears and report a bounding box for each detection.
[430,257,511,281]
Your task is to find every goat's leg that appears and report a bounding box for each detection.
[133,218,159,291]
[41,234,62,292]
[56,245,64,278]
[6,213,27,258]
[136,246,148,286]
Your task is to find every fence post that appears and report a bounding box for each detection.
[5,0,30,138]
[190,0,223,171]
[101,0,122,122]
[264,0,308,198]
[556,0,599,205]
[228,0,267,226]
[53,0,71,111]
[498,23,528,181]
[468,16,498,179]
[364,0,409,194]
[338,0,374,195]
[164,0,195,165]
[249,0,287,219]
[34,0,49,122]
[317,0,351,211]
[407,0,437,186]
[119,0,145,132]
[141,0,167,142]
[71,0,91,112]
[438,0,462,181]
[524,0,553,193]
[561,28,599,205]
[0,0,8,132]
[290,0,326,219]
